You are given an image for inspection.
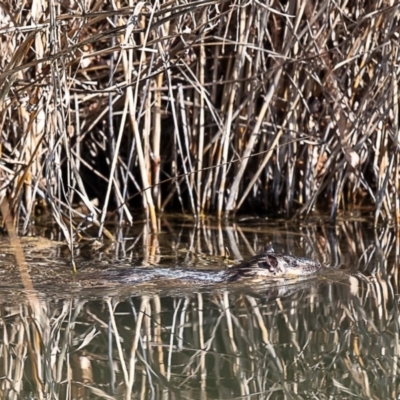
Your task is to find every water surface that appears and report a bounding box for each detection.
[0,218,398,399]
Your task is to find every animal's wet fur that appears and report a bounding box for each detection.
[88,245,321,286]
[227,249,321,282]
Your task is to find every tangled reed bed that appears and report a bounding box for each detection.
[0,0,400,238]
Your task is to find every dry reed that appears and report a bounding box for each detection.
[0,0,399,238]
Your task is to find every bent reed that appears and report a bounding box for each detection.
[0,0,399,237]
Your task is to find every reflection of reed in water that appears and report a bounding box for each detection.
[0,219,398,398]
[0,270,397,399]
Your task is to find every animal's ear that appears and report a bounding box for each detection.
[265,244,274,253]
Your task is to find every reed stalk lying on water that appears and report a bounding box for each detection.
[0,0,399,239]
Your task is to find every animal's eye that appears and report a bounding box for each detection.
[258,256,278,273]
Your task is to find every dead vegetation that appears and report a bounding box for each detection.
[0,0,400,239]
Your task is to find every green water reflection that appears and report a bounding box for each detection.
[0,218,398,399]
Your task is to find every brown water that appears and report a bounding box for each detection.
[0,217,398,399]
